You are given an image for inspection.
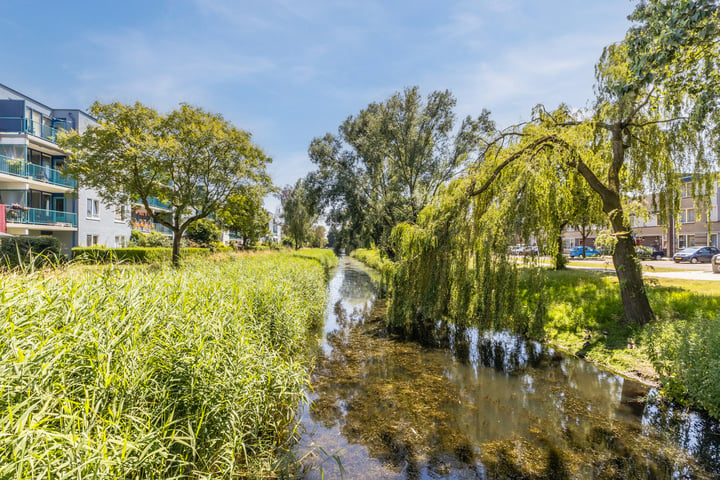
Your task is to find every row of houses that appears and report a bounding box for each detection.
[562,181,720,255]
[0,83,279,254]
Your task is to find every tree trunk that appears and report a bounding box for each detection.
[171,231,182,267]
[555,232,566,270]
[604,189,654,325]
[611,232,654,325]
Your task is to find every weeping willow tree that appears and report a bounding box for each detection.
[389,0,720,329]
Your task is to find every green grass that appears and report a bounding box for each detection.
[289,248,338,272]
[521,268,720,417]
[0,252,329,478]
[349,248,391,273]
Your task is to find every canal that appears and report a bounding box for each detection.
[295,257,720,479]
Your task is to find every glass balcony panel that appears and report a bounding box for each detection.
[5,205,77,227]
[23,163,76,188]
[0,154,27,178]
[0,117,61,142]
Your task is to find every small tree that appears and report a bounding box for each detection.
[185,218,222,246]
[61,102,271,266]
[217,189,271,247]
[280,180,315,250]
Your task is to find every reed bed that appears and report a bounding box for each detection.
[0,252,329,478]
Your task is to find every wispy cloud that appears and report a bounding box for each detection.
[70,29,274,110]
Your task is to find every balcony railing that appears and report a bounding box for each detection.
[5,206,77,227]
[133,197,171,211]
[0,154,76,188]
[0,117,63,143]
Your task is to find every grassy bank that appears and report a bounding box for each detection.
[349,248,391,273]
[0,251,330,478]
[520,269,720,417]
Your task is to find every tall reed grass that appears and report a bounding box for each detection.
[0,252,329,478]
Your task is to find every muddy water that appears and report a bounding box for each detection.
[295,257,720,479]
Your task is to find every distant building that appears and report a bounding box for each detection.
[562,178,720,255]
[0,83,130,253]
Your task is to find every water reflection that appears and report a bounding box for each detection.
[295,257,719,479]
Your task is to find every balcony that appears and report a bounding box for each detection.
[0,154,76,189]
[133,196,171,211]
[0,117,63,143]
[5,205,77,228]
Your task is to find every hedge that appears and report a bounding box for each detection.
[0,236,64,268]
[72,247,233,264]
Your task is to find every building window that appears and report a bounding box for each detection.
[678,234,695,249]
[114,235,126,247]
[87,199,99,218]
[114,205,126,222]
[711,234,718,248]
[680,208,695,224]
[682,182,692,198]
[86,234,99,246]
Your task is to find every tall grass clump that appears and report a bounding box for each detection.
[0,253,328,478]
[289,248,338,272]
[349,248,391,273]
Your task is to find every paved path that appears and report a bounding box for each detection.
[567,262,720,281]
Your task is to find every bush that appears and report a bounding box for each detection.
[185,219,221,246]
[0,236,64,268]
[130,230,173,248]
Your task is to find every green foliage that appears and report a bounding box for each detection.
[289,248,338,272]
[185,218,222,246]
[306,86,493,253]
[60,101,272,265]
[218,190,271,247]
[280,180,316,249]
[350,248,391,272]
[130,229,172,248]
[309,225,326,248]
[0,236,64,269]
[0,253,328,477]
[72,247,232,263]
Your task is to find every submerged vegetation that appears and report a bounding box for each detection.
[351,248,720,419]
[0,251,331,478]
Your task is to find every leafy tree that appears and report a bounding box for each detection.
[280,180,315,249]
[391,0,720,326]
[310,225,327,248]
[60,102,271,266]
[306,86,492,254]
[217,189,271,247]
[185,218,222,246]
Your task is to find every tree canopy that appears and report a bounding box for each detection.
[60,102,271,265]
[306,86,493,254]
[217,188,271,247]
[280,180,316,250]
[389,0,720,328]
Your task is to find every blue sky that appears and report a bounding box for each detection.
[2,0,635,212]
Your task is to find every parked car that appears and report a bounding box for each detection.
[636,245,665,260]
[673,246,720,264]
[568,246,601,258]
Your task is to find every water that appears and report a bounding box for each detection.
[294,257,720,479]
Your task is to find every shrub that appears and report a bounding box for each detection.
[130,230,173,247]
[185,218,222,246]
[0,236,64,268]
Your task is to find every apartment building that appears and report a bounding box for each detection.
[0,83,130,253]
[562,179,720,255]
